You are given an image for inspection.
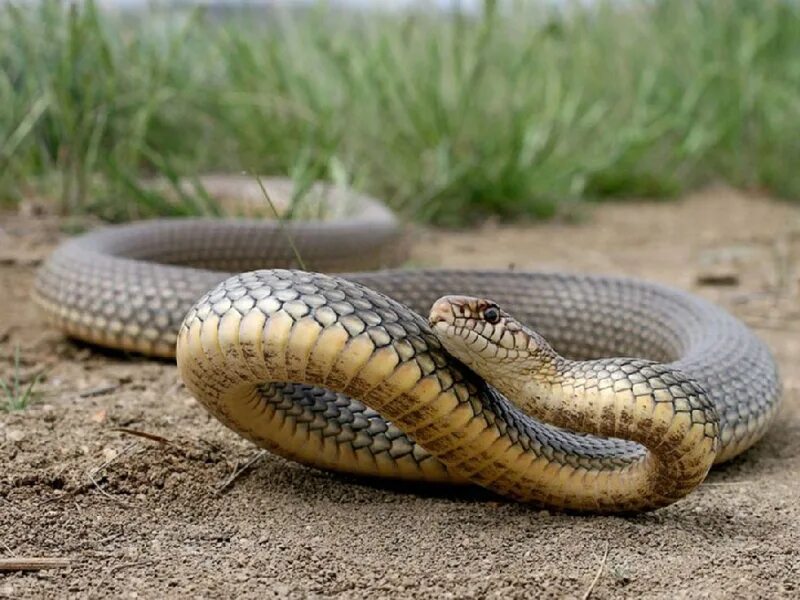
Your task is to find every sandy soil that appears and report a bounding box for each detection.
[1,186,798,599]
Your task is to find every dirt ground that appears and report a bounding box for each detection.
[1,186,798,599]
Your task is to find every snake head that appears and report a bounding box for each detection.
[428,295,555,385]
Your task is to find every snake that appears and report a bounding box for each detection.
[33,176,782,512]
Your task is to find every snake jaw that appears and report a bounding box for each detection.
[428,297,457,328]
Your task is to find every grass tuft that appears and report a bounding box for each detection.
[2,0,800,225]
[1,346,42,412]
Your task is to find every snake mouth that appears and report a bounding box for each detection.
[429,320,452,338]
[429,299,495,364]
[427,305,488,373]
[428,297,455,328]
[427,299,481,358]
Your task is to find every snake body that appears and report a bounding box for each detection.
[34,178,782,512]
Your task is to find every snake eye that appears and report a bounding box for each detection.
[483,305,501,324]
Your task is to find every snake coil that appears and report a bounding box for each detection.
[34,177,782,512]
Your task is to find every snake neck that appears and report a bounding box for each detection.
[506,353,721,505]
[435,314,723,506]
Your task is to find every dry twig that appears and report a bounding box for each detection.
[582,541,610,600]
[215,450,267,494]
[79,383,119,398]
[0,557,71,572]
[87,442,138,506]
[111,427,171,445]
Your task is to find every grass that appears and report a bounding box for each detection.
[1,0,800,225]
[1,346,42,412]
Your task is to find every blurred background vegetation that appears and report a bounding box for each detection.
[1,0,799,226]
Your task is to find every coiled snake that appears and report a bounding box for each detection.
[34,177,782,512]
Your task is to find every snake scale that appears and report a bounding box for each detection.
[33,177,782,512]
